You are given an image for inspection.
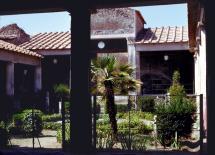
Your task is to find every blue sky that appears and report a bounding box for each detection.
[133,3,188,28]
[0,3,187,35]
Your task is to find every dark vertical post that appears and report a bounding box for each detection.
[205,1,214,154]
[91,53,97,150]
[200,94,204,154]
[69,5,92,154]
[93,95,97,149]
[128,96,131,150]
[32,107,35,149]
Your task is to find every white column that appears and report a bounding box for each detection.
[34,65,42,92]
[127,39,141,94]
[6,62,14,96]
[200,29,207,132]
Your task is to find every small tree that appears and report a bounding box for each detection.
[54,84,70,113]
[54,84,70,98]
[155,71,196,148]
[91,56,142,136]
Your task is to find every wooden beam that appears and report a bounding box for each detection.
[90,0,187,9]
[135,42,189,51]
[0,0,186,15]
[91,34,134,39]
[35,49,70,56]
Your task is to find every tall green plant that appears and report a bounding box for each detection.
[54,84,70,98]
[155,71,196,148]
[54,84,70,111]
[91,56,141,136]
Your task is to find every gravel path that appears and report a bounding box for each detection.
[10,130,62,149]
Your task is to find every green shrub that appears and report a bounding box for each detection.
[11,109,43,136]
[116,104,128,113]
[97,119,153,136]
[96,119,153,149]
[141,112,154,121]
[97,114,110,125]
[54,84,70,97]
[103,99,128,114]
[0,122,8,148]
[119,111,154,121]
[116,112,125,119]
[22,109,43,136]
[13,113,24,130]
[137,96,155,112]
[43,122,62,130]
[96,104,101,114]
[155,71,196,147]
[64,101,70,114]
[42,114,62,122]
[56,123,70,143]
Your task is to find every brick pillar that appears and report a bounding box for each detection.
[34,65,42,92]
[6,62,14,96]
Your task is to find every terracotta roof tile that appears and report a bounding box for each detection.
[0,40,42,58]
[21,31,70,50]
[21,26,188,50]
[136,26,188,44]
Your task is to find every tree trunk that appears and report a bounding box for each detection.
[104,81,117,136]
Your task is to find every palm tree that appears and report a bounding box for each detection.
[91,56,142,136]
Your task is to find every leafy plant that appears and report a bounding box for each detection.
[54,84,70,97]
[54,84,70,114]
[116,104,128,113]
[22,109,43,136]
[43,122,62,130]
[56,123,70,144]
[118,111,154,121]
[11,109,43,136]
[0,122,8,148]
[64,101,70,114]
[42,114,62,122]
[91,56,142,136]
[137,96,156,112]
[155,71,196,147]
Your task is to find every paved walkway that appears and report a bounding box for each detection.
[9,130,61,149]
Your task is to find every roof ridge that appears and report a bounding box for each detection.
[30,31,70,38]
[147,25,188,29]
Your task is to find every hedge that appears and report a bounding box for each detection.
[11,109,43,136]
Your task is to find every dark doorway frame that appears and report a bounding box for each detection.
[0,0,213,154]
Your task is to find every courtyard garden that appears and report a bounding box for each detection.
[91,56,200,151]
[0,84,71,149]
[0,56,200,152]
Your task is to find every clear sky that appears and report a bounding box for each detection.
[0,3,187,36]
[133,3,188,28]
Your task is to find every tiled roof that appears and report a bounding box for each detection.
[21,31,71,50]
[135,26,188,44]
[0,40,42,58]
[21,26,188,50]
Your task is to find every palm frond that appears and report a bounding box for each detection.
[91,55,142,95]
